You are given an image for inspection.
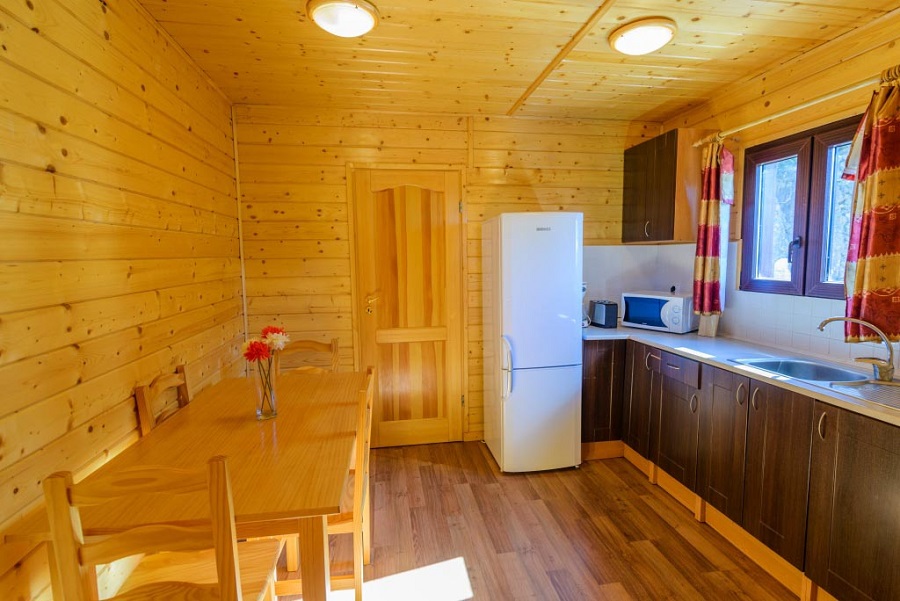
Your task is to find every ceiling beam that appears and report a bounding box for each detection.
[506,0,618,116]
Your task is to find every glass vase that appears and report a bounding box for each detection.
[254,357,277,420]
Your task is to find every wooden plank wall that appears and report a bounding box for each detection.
[663,9,900,239]
[0,0,239,597]
[234,107,656,439]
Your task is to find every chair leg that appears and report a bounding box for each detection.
[353,524,364,601]
[362,494,372,565]
[285,535,300,572]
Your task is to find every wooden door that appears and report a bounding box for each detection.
[650,130,678,241]
[622,139,651,243]
[697,365,750,524]
[581,339,626,443]
[352,169,464,447]
[806,403,900,601]
[655,352,702,489]
[623,341,661,458]
[743,380,814,570]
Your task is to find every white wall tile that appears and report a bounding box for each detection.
[583,240,895,370]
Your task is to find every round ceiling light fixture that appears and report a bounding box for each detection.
[608,17,677,56]
[307,0,380,38]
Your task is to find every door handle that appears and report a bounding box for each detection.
[690,393,699,414]
[736,382,745,405]
[500,336,513,399]
[751,387,761,411]
[645,352,653,370]
[817,412,827,440]
[644,220,651,238]
[365,293,380,315]
[787,236,802,264]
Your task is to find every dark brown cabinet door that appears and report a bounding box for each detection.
[622,138,653,243]
[806,402,900,601]
[581,339,626,443]
[742,380,814,570]
[623,341,661,458]
[655,351,702,489]
[622,130,679,243]
[647,130,678,241]
[697,365,750,523]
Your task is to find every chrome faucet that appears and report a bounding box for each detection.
[818,317,896,382]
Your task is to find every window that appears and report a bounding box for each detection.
[740,116,859,299]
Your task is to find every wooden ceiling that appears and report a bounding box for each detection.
[139,0,900,122]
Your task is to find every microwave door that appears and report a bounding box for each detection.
[624,296,666,329]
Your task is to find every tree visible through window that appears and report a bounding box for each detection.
[822,142,853,284]
[740,116,860,299]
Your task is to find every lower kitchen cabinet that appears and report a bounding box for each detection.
[622,341,662,458]
[581,339,626,442]
[655,351,702,489]
[743,380,814,570]
[806,402,900,601]
[697,365,750,524]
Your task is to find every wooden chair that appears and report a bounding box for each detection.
[270,368,376,601]
[329,367,376,600]
[43,455,280,601]
[277,338,340,374]
[134,364,190,436]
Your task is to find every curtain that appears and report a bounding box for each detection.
[842,74,900,342]
[693,142,735,316]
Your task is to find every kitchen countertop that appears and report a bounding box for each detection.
[583,325,900,428]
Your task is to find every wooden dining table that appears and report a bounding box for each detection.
[6,370,369,601]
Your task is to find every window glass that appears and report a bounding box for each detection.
[740,115,860,299]
[821,141,854,284]
[753,156,797,281]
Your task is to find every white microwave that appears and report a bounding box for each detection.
[621,291,699,334]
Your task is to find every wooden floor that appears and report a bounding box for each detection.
[283,441,797,600]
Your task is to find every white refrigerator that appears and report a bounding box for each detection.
[482,212,583,472]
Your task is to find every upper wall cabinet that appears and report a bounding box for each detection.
[622,129,707,244]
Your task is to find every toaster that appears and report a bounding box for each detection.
[589,300,618,328]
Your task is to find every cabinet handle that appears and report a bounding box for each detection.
[751,387,761,411]
[666,363,680,370]
[645,352,652,370]
[690,393,699,414]
[736,382,745,405]
[817,412,827,440]
[644,220,651,238]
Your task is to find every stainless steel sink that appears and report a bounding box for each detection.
[732,358,868,382]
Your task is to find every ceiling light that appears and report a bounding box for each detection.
[307,0,380,38]
[609,17,677,56]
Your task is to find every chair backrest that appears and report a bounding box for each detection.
[277,338,340,374]
[134,364,190,436]
[43,456,241,601]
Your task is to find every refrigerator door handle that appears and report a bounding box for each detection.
[500,335,513,399]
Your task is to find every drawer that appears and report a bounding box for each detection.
[660,351,700,388]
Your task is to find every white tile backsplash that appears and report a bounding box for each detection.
[584,241,899,372]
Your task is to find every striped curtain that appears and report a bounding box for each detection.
[693,142,735,316]
[842,74,900,342]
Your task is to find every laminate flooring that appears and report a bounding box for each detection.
[282,441,797,600]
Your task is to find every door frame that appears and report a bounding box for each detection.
[346,163,468,443]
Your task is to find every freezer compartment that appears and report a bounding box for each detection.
[499,364,582,472]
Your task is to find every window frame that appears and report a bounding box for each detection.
[739,116,860,299]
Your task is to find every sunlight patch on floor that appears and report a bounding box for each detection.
[329,557,474,601]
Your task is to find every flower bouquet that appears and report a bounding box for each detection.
[243,326,290,420]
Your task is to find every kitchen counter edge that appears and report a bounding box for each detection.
[582,325,900,428]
